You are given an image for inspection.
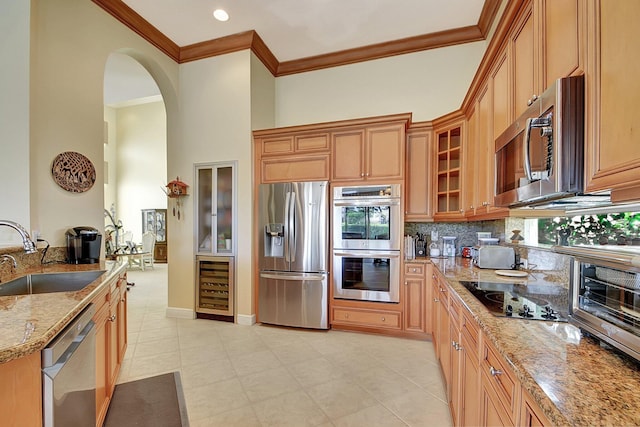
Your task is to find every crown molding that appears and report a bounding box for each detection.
[92,0,499,77]
[276,25,484,76]
[92,0,180,61]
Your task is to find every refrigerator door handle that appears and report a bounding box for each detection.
[284,191,291,262]
[288,190,296,263]
[260,272,326,281]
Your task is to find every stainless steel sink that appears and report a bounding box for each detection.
[0,270,106,296]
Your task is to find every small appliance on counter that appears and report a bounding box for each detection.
[414,233,426,258]
[66,226,101,264]
[473,246,516,269]
[442,236,457,257]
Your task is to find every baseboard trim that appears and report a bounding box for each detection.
[165,307,195,319]
[236,313,256,326]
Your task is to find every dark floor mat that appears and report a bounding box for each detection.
[104,372,189,427]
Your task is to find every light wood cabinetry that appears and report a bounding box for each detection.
[584,0,640,194]
[433,115,465,221]
[94,270,128,427]
[0,351,42,427]
[520,388,553,427]
[511,2,537,121]
[255,132,331,183]
[332,122,406,182]
[479,336,521,426]
[403,262,429,335]
[459,311,480,427]
[332,306,401,330]
[405,123,433,221]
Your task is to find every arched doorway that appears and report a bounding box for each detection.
[103,52,167,260]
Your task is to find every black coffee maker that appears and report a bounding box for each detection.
[66,226,102,264]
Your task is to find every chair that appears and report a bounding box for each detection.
[128,232,155,271]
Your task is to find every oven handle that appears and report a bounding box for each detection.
[523,117,534,182]
[333,200,400,207]
[333,250,400,259]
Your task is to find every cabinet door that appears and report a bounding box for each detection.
[475,84,493,215]
[460,331,480,427]
[261,154,330,183]
[117,286,128,363]
[196,162,237,255]
[367,124,405,180]
[405,126,432,220]
[403,264,426,333]
[94,305,109,426]
[437,285,451,390]
[520,388,552,427]
[511,2,537,120]
[585,0,640,192]
[0,352,42,427]
[107,302,119,395]
[542,0,582,88]
[480,375,513,427]
[449,320,462,425]
[463,107,478,216]
[332,129,366,181]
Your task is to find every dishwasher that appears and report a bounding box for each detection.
[42,303,96,427]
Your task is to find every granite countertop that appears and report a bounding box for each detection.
[422,257,640,427]
[0,260,127,364]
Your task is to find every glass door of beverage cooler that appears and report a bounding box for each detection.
[196,162,236,255]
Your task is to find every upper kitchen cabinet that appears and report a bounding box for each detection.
[332,118,409,183]
[405,123,434,221]
[254,131,331,183]
[433,113,465,221]
[584,0,640,196]
[195,162,237,256]
[512,0,584,120]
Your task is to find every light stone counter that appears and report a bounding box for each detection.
[419,257,640,427]
[0,260,127,364]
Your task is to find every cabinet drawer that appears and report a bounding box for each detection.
[480,340,519,419]
[404,263,425,276]
[461,309,480,356]
[449,293,462,327]
[332,307,401,329]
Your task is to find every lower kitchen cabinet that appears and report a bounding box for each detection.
[403,262,430,336]
[332,306,402,331]
[520,387,553,427]
[94,270,128,427]
[196,256,234,318]
[0,352,42,427]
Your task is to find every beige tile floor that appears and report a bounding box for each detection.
[117,264,453,427]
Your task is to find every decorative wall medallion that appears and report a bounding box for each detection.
[51,151,96,193]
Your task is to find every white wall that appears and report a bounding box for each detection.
[28,0,179,249]
[115,101,167,241]
[0,1,30,246]
[171,51,253,313]
[275,42,485,127]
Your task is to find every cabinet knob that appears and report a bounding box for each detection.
[381,316,385,321]
[360,173,365,177]
[434,298,440,303]
[489,366,503,376]
[366,173,370,177]
[404,281,408,285]
[412,268,417,272]
[108,314,116,322]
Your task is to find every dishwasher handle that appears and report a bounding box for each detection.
[42,320,95,380]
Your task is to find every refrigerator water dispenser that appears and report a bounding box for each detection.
[264,223,284,257]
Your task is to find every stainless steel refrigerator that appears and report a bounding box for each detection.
[258,181,329,329]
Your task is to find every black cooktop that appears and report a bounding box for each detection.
[459,280,567,322]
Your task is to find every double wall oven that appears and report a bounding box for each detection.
[332,184,402,303]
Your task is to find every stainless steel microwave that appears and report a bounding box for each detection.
[494,75,610,209]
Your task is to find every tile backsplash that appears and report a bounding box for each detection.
[405,220,506,249]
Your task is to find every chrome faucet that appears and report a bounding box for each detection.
[0,220,37,254]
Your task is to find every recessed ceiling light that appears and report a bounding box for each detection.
[213,9,229,22]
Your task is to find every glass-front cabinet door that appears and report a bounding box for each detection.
[195,162,236,255]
